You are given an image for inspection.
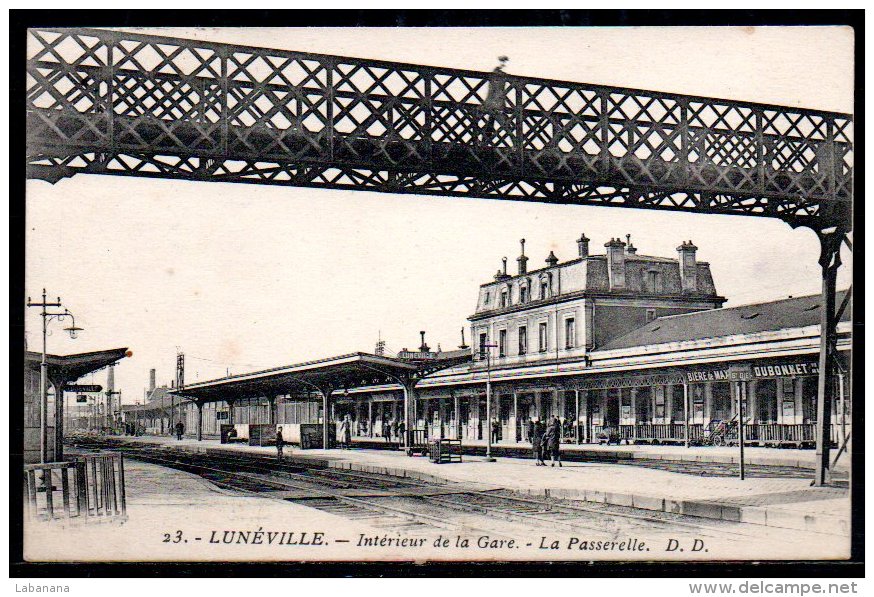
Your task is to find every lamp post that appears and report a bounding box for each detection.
[27,289,83,463]
[478,342,498,462]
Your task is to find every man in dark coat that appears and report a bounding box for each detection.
[382,418,391,443]
[543,416,562,467]
[530,418,544,465]
[175,421,184,441]
[276,427,285,461]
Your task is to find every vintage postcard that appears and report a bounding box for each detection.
[19,21,857,571]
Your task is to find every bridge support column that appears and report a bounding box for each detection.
[814,230,842,486]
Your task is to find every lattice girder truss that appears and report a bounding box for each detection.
[26,28,853,230]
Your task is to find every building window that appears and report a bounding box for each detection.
[498,329,507,357]
[538,322,548,352]
[646,309,657,323]
[500,289,509,308]
[520,285,529,304]
[479,332,487,358]
[484,292,490,305]
[540,281,549,299]
[565,318,575,349]
[518,326,527,355]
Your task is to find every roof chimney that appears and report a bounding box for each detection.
[625,234,637,255]
[494,257,511,281]
[459,327,469,350]
[577,233,590,258]
[605,237,627,290]
[149,368,156,393]
[517,239,529,275]
[419,331,430,353]
[677,240,698,293]
[545,251,559,267]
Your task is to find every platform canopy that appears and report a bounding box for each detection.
[25,347,130,387]
[172,352,462,403]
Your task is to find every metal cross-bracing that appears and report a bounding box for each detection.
[27,28,852,231]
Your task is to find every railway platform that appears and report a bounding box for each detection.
[24,454,383,562]
[349,437,851,471]
[109,435,850,537]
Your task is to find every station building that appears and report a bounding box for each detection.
[175,235,852,450]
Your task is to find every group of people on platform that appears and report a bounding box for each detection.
[528,416,563,467]
[380,418,407,444]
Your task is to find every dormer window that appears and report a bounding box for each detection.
[520,284,529,304]
[646,270,662,293]
[500,289,509,308]
[540,280,549,299]
[484,291,491,305]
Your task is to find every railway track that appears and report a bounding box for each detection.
[67,437,842,545]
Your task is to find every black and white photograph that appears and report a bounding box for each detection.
[12,11,863,583]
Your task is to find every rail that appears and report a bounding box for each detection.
[23,452,126,522]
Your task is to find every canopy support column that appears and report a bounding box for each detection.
[196,400,204,441]
[401,378,417,455]
[321,388,334,450]
[53,379,67,461]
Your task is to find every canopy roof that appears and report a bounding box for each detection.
[25,347,129,385]
[172,351,471,402]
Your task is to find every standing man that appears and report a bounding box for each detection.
[175,420,184,441]
[340,415,352,450]
[276,426,285,461]
[382,417,391,443]
[544,416,562,467]
[397,419,406,449]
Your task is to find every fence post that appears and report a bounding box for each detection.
[90,458,100,515]
[43,469,54,520]
[118,454,127,516]
[61,467,71,518]
[75,460,87,517]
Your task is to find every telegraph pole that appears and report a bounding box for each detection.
[26,289,82,463]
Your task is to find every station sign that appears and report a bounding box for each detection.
[397,351,438,360]
[66,384,103,393]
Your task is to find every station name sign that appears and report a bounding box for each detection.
[686,361,819,383]
[397,351,438,360]
[65,384,103,393]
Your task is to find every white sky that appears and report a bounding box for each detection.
[24,26,854,404]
